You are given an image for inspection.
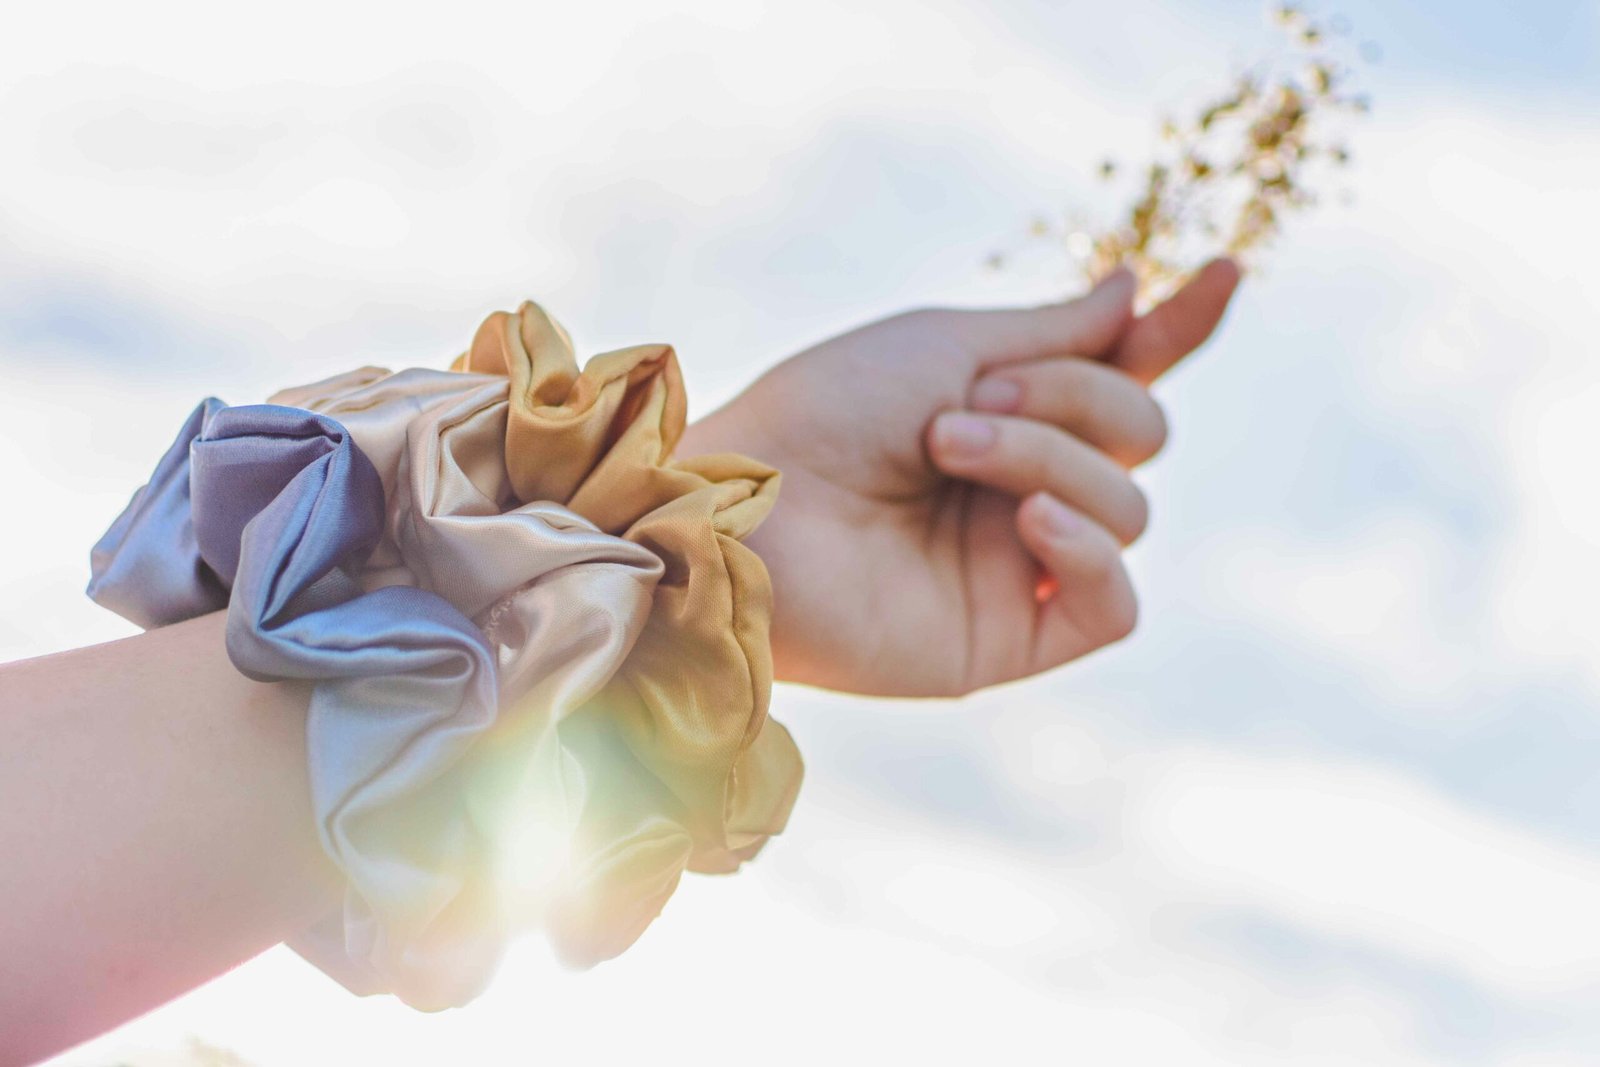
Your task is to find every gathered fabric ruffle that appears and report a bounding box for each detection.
[279,300,804,965]
[88,297,804,1006]
[452,302,803,962]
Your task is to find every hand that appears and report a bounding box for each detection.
[680,260,1241,697]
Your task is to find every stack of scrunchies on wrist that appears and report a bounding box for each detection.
[87,300,804,1011]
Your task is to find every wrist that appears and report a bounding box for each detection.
[678,397,764,462]
[678,399,800,683]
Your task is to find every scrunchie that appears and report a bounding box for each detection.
[89,402,503,1009]
[450,302,803,962]
[275,313,804,964]
[88,297,805,1003]
[269,367,670,934]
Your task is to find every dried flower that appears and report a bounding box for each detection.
[999,4,1370,303]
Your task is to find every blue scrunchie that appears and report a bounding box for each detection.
[90,401,502,1009]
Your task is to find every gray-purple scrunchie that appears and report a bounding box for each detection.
[89,401,502,1009]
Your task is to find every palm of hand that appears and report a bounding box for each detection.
[726,314,1059,696]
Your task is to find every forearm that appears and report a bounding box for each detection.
[0,612,340,1064]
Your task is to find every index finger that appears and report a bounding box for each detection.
[1109,258,1242,385]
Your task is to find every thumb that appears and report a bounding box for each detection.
[1109,257,1242,385]
[962,267,1137,369]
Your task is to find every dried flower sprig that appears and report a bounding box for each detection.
[995,4,1372,303]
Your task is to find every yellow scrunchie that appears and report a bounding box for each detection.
[453,302,803,963]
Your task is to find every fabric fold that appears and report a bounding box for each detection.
[269,368,671,939]
[87,397,229,628]
[89,401,504,1010]
[453,301,803,963]
[88,295,803,1001]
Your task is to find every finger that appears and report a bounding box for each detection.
[1015,492,1139,669]
[927,411,1149,544]
[968,358,1168,467]
[1109,257,1241,385]
[951,267,1137,367]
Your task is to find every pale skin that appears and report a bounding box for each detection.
[684,259,1240,695]
[0,260,1238,1063]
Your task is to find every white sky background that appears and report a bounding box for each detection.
[5,0,1600,1062]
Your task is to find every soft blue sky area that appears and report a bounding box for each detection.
[1315,0,1600,96]
[5,1,1600,1063]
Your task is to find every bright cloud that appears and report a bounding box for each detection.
[8,0,1600,1064]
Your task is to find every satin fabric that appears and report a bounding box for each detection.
[268,368,670,948]
[273,338,802,964]
[89,297,803,1002]
[87,397,229,627]
[453,302,803,962]
[88,402,504,1010]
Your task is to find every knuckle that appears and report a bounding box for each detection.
[998,421,1043,476]
[1100,586,1140,643]
[1141,397,1170,459]
[1080,532,1122,579]
[1054,362,1095,426]
[1098,368,1167,464]
[1118,484,1151,544]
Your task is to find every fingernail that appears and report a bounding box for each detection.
[970,376,1022,413]
[1033,493,1082,537]
[935,412,997,455]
